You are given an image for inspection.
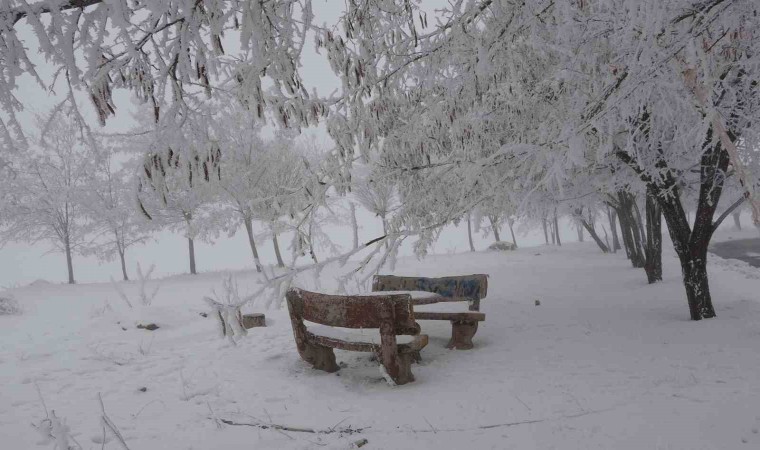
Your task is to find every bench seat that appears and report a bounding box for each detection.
[306,326,428,354]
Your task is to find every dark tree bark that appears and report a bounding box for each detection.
[616,193,646,268]
[617,127,731,320]
[308,221,319,264]
[243,217,263,273]
[507,218,518,248]
[118,247,129,281]
[576,222,584,242]
[488,215,500,242]
[542,218,549,244]
[644,193,663,284]
[614,202,635,263]
[607,206,621,252]
[467,212,476,252]
[350,202,359,250]
[188,237,197,275]
[553,210,562,246]
[272,228,285,268]
[575,209,609,253]
[381,215,390,250]
[64,236,75,284]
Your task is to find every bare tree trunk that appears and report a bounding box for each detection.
[575,210,609,253]
[617,193,645,268]
[614,204,634,262]
[576,222,584,242]
[607,206,621,252]
[488,215,500,242]
[553,210,562,246]
[243,217,263,273]
[381,214,390,250]
[308,221,319,263]
[118,247,128,281]
[64,236,75,284]
[644,193,663,284]
[188,237,197,275]
[733,211,742,230]
[467,212,476,252]
[272,226,285,268]
[550,219,556,245]
[542,219,549,244]
[350,201,359,250]
[633,200,647,246]
[508,218,518,248]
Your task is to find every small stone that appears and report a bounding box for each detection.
[199,312,208,318]
[138,387,147,393]
[136,323,159,331]
[121,327,127,331]
[535,299,541,306]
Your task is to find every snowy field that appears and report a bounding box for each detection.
[2,239,760,450]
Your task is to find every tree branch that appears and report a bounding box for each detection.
[7,0,103,25]
[712,194,747,232]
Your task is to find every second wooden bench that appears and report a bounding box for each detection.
[372,274,487,350]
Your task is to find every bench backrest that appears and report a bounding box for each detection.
[372,274,488,300]
[285,288,419,335]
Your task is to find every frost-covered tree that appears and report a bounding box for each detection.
[251,136,313,268]
[214,107,321,272]
[320,0,760,321]
[213,108,269,273]
[81,149,150,281]
[0,1,324,150]
[0,112,93,283]
[136,115,222,275]
[354,169,396,249]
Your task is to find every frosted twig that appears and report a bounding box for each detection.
[98,393,130,450]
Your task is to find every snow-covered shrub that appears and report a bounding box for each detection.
[488,241,517,251]
[204,275,254,344]
[111,263,161,309]
[33,410,82,450]
[0,295,22,315]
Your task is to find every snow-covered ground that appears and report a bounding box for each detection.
[2,242,760,449]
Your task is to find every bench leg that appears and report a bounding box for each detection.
[447,320,479,350]
[380,351,415,385]
[301,342,339,373]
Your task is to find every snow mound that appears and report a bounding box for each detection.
[488,241,517,251]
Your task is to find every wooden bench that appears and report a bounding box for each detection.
[372,274,488,350]
[285,288,428,385]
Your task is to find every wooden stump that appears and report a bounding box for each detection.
[241,313,266,329]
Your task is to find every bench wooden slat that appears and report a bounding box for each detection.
[414,311,486,322]
[372,274,488,311]
[308,332,428,354]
